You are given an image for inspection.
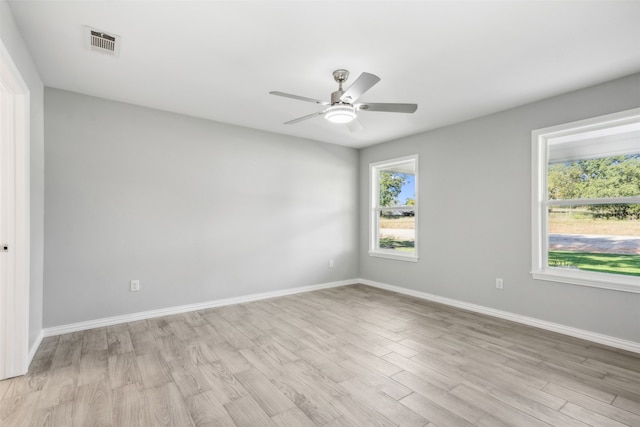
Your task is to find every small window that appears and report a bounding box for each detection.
[531,108,640,293]
[370,155,418,262]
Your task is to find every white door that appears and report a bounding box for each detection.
[0,41,30,380]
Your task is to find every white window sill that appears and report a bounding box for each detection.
[369,251,418,262]
[531,268,640,294]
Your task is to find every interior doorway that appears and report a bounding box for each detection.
[0,40,30,380]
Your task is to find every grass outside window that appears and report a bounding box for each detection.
[548,213,639,277]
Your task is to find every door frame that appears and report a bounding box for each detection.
[0,40,30,380]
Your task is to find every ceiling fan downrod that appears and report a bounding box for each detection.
[331,69,350,105]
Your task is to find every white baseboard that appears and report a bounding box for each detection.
[359,278,640,354]
[40,277,640,355]
[28,330,44,366]
[43,279,357,337]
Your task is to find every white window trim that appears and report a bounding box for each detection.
[531,108,640,294]
[369,154,418,262]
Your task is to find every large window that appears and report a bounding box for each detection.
[370,155,418,262]
[531,108,640,293]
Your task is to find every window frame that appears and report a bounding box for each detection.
[369,154,419,262]
[531,108,640,294]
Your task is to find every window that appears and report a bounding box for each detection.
[370,155,418,262]
[531,108,640,293]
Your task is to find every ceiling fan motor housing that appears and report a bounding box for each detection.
[331,90,347,105]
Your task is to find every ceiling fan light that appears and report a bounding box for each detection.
[325,105,356,124]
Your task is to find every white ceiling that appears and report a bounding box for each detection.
[7,0,640,148]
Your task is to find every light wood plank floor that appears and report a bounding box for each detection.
[1,284,639,426]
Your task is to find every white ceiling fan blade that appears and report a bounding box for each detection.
[347,117,364,132]
[284,111,324,125]
[358,103,418,113]
[339,72,380,103]
[270,91,329,105]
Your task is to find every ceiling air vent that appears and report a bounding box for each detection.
[85,26,121,56]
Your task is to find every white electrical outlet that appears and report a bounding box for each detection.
[496,278,504,289]
[329,259,334,268]
[130,280,140,292]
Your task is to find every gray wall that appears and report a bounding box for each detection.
[0,0,45,350]
[33,58,640,344]
[360,73,640,343]
[44,89,358,327]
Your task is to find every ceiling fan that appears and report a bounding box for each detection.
[270,69,417,131]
